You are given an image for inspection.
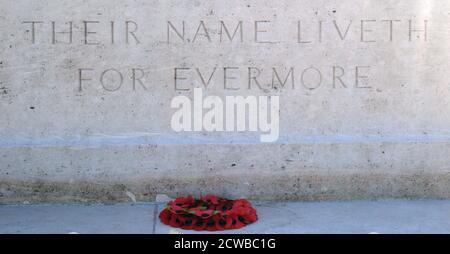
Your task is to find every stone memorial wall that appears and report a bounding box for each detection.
[1,0,450,202]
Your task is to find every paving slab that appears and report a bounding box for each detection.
[0,203,156,234]
[2,200,450,234]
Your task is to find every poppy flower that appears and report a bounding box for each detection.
[246,209,258,222]
[222,216,235,230]
[168,213,180,228]
[158,209,172,225]
[216,216,229,230]
[168,203,186,215]
[180,215,197,230]
[233,199,252,208]
[173,195,195,207]
[193,217,206,231]
[202,214,220,231]
[201,194,219,205]
[234,215,249,229]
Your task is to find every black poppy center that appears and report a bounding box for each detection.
[219,219,227,226]
[238,216,246,223]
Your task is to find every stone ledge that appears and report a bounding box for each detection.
[1,140,450,202]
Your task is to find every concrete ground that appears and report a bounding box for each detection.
[1,200,450,234]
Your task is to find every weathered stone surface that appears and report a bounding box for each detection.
[1,0,450,202]
[3,200,450,233]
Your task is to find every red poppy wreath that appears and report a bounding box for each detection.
[159,195,258,231]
